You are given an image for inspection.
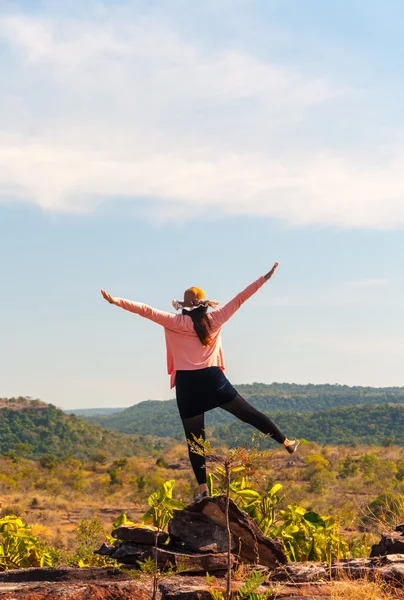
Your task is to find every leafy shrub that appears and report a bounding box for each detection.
[67,518,112,567]
[270,504,348,562]
[0,515,52,570]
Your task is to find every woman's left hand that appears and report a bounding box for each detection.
[264,262,279,281]
[101,289,114,304]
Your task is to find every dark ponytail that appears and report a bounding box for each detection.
[183,306,212,346]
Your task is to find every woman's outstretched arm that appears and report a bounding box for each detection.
[209,262,279,328]
[101,289,177,328]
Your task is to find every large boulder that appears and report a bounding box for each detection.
[371,524,404,557]
[169,508,236,553]
[184,495,287,568]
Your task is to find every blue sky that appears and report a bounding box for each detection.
[1,0,403,409]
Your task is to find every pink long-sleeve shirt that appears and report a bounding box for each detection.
[112,276,267,388]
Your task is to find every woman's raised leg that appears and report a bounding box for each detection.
[220,394,298,451]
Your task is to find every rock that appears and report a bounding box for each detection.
[370,529,404,557]
[378,562,404,584]
[95,543,115,556]
[379,553,404,563]
[159,576,219,600]
[271,562,328,582]
[271,556,404,587]
[0,567,151,599]
[185,495,287,568]
[1,565,404,600]
[96,541,233,572]
[331,558,372,580]
[108,542,149,562]
[158,575,334,600]
[151,547,233,573]
[167,459,189,470]
[111,524,168,545]
[0,567,126,584]
[169,509,236,553]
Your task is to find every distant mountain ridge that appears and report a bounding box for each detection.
[0,397,163,459]
[65,407,126,417]
[79,383,404,447]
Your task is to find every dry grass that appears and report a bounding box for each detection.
[330,576,399,600]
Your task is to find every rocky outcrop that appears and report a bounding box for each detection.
[271,554,404,584]
[371,523,404,557]
[0,567,151,599]
[97,541,232,572]
[96,495,286,572]
[184,495,287,567]
[1,560,404,600]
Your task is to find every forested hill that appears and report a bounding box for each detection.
[230,382,404,411]
[82,383,404,447]
[0,397,163,459]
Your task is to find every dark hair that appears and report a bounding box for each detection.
[183,306,212,346]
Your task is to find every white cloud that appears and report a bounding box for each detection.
[344,278,391,288]
[1,4,404,228]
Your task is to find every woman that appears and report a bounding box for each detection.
[101,262,299,500]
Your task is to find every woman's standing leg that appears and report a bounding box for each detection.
[220,394,298,450]
[181,413,209,494]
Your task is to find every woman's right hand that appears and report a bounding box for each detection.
[264,262,279,281]
[101,289,115,304]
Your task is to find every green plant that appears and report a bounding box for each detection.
[270,504,349,562]
[111,513,136,530]
[68,517,113,567]
[141,480,184,600]
[230,480,284,536]
[142,479,184,530]
[0,515,52,570]
[207,570,272,600]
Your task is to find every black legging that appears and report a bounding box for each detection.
[181,394,286,485]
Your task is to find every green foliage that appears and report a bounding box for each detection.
[208,463,351,563]
[142,480,184,530]
[270,504,348,562]
[67,518,112,567]
[0,515,52,570]
[340,455,358,478]
[231,480,284,537]
[39,454,58,470]
[137,555,158,576]
[0,398,162,459]
[91,450,108,465]
[207,570,271,600]
[236,570,271,600]
[112,513,136,529]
